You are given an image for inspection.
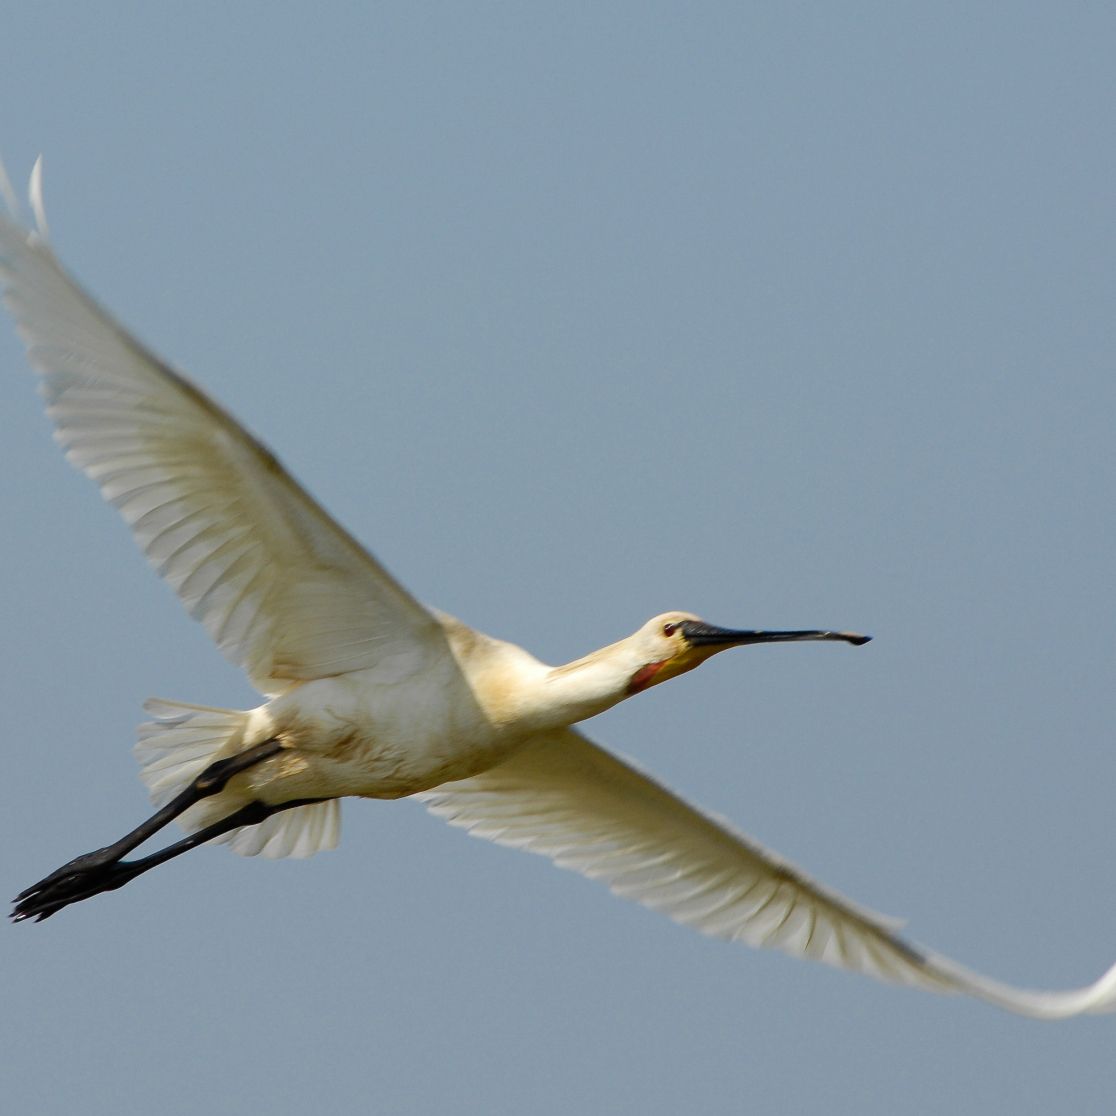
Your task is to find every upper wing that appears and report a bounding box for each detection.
[419,728,1116,1019]
[0,162,441,694]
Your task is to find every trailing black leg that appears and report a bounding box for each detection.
[11,738,288,922]
[12,797,324,922]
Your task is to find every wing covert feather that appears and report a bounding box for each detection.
[420,729,1116,1019]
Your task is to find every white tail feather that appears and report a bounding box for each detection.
[135,698,340,859]
[219,799,342,859]
[136,698,249,806]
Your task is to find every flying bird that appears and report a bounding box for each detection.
[3,160,1114,1021]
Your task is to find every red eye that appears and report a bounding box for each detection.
[663,622,678,637]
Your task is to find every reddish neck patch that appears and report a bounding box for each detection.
[627,659,668,694]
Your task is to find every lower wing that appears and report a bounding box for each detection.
[418,727,1116,1019]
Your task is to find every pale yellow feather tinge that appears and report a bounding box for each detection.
[4,160,1116,1020]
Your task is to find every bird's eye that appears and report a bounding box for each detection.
[663,622,678,637]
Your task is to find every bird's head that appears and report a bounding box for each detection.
[625,611,871,694]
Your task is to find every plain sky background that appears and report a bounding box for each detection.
[2,4,1116,1113]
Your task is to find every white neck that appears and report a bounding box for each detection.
[533,641,640,728]
[444,619,649,736]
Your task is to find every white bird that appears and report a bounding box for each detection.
[2,161,1114,1021]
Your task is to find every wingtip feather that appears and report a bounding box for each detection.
[28,156,48,240]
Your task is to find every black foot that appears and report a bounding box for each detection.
[12,856,145,922]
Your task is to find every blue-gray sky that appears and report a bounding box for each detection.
[3,4,1116,1112]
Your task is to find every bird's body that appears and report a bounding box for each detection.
[4,158,1116,1020]
[162,612,616,823]
[235,621,535,802]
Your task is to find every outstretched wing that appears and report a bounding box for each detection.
[419,728,1116,1019]
[0,161,440,694]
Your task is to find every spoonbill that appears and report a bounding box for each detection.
[3,161,1115,1021]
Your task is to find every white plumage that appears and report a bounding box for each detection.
[3,160,1115,1019]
